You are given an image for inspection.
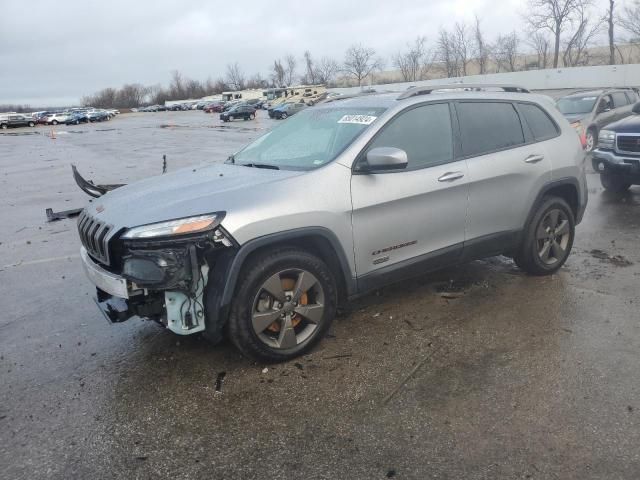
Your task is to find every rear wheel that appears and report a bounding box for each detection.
[515,196,575,275]
[1,124,7,129]
[249,113,255,120]
[227,247,337,362]
[585,128,597,152]
[281,112,288,119]
[229,115,234,121]
[600,173,631,193]
[28,121,35,127]
[52,120,58,125]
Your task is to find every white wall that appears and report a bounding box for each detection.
[329,64,640,96]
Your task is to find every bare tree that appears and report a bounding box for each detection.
[271,59,286,86]
[618,0,640,38]
[302,51,317,84]
[437,29,460,77]
[525,0,586,68]
[225,62,245,90]
[474,15,490,74]
[284,54,297,85]
[169,70,185,99]
[562,3,603,67]
[494,32,521,72]
[608,0,616,64]
[527,31,552,68]
[343,44,384,86]
[452,23,471,76]
[315,57,339,84]
[393,36,433,82]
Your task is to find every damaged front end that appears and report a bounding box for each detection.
[78,210,236,337]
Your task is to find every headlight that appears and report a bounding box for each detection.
[122,213,222,239]
[598,129,616,148]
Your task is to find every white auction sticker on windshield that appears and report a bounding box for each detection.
[338,115,377,125]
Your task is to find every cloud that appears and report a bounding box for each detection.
[0,0,528,106]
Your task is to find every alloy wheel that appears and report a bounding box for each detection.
[251,269,325,350]
[536,208,571,265]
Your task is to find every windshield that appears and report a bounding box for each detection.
[556,96,598,115]
[232,107,386,170]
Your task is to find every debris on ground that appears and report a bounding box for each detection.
[215,372,226,394]
[590,249,633,267]
[262,367,269,374]
[45,207,83,222]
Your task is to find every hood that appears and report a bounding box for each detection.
[85,163,302,229]
[562,113,588,124]
[604,114,640,133]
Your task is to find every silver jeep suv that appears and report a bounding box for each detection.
[77,84,588,362]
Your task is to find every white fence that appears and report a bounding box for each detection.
[329,64,640,95]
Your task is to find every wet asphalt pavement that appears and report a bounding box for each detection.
[1,111,639,480]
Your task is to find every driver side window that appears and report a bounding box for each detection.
[366,103,453,170]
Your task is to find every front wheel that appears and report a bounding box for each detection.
[52,120,58,125]
[600,173,631,193]
[281,112,288,119]
[229,115,234,121]
[28,122,35,127]
[249,113,255,120]
[1,124,7,129]
[515,196,575,276]
[227,247,337,362]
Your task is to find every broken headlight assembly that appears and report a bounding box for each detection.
[122,213,223,239]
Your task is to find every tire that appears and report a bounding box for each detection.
[585,127,597,152]
[1,124,7,129]
[600,173,631,193]
[281,112,288,119]
[229,115,234,121]
[227,247,337,362]
[514,196,575,276]
[28,122,35,127]
[52,120,58,125]
[249,113,255,120]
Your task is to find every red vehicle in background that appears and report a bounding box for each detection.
[203,102,225,113]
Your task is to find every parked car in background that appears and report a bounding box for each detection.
[269,102,307,119]
[87,109,110,122]
[76,84,587,362]
[45,112,71,125]
[556,89,639,152]
[0,114,36,129]
[592,101,640,192]
[65,111,89,125]
[220,104,256,122]
[204,102,225,113]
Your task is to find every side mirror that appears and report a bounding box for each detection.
[362,147,408,172]
[633,102,640,115]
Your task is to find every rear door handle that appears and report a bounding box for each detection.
[525,154,545,164]
[438,171,465,182]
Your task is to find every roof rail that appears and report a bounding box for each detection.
[397,83,530,100]
[317,91,379,105]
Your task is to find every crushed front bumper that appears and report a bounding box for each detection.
[80,247,128,298]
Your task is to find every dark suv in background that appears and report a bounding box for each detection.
[592,101,640,192]
[220,104,256,122]
[556,88,639,152]
[0,114,35,129]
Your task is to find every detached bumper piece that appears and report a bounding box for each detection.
[95,288,165,324]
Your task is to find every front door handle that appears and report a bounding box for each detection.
[525,154,545,164]
[438,171,465,182]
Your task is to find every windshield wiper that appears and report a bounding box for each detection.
[239,163,280,170]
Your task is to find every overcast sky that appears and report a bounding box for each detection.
[0,0,571,106]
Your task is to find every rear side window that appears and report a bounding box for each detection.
[457,102,525,157]
[625,92,637,104]
[367,103,453,170]
[518,103,559,141]
[612,92,629,108]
